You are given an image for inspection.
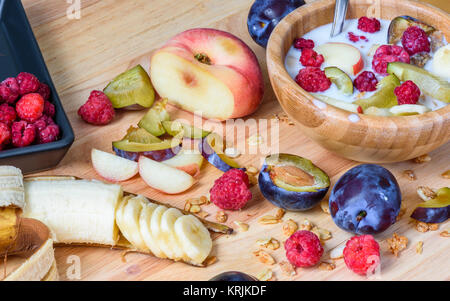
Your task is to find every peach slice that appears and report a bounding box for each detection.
[91,149,138,182]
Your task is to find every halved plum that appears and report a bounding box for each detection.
[162,120,210,139]
[411,187,449,223]
[258,154,330,211]
[138,99,171,136]
[199,133,241,172]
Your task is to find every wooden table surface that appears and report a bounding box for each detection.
[21,0,449,281]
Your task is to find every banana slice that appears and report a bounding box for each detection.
[150,205,171,258]
[139,202,166,258]
[432,44,450,79]
[160,208,184,260]
[118,196,148,251]
[174,215,212,265]
[0,166,24,208]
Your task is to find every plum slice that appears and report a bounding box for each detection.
[388,16,435,45]
[199,133,241,172]
[103,65,155,109]
[162,121,210,139]
[411,187,449,223]
[354,74,400,110]
[138,99,171,136]
[258,154,330,211]
[112,127,181,162]
[324,67,353,96]
[387,62,450,103]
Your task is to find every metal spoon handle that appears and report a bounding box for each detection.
[330,0,349,37]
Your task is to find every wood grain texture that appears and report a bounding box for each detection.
[14,0,450,280]
[267,0,450,163]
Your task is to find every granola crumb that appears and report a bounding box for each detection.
[387,233,408,257]
[441,170,450,179]
[234,221,249,232]
[246,166,259,175]
[417,186,436,201]
[256,269,273,281]
[440,230,449,237]
[256,238,280,250]
[258,215,281,225]
[299,218,313,231]
[204,256,217,266]
[197,211,210,218]
[312,226,332,241]
[415,221,439,233]
[412,154,431,164]
[216,211,227,223]
[275,208,286,219]
[416,241,423,254]
[189,204,201,214]
[320,199,330,214]
[318,261,336,271]
[253,250,276,265]
[283,219,298,236]
[403,170,417,181]
[279,261,296,277]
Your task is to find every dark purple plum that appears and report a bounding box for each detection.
[329,164,401,235]
[199,133,242,172]
[113,145,180,162]
[247,0,306,47]
[258,154,330,211]
[410,187,449,223]
[209,271,257,281]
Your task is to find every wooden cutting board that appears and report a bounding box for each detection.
[21,0,449,281]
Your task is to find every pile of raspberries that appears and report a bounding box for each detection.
[0,72,59,150]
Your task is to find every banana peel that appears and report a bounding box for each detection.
[1,168,232,278]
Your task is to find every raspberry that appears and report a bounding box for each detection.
[78,90,115,125]
[33,115,55,132]
[43,101,56,117]
[37,123,60,144]
[284,231,323,268]
[357,16,381,33]
[15,93,45,123]
[348,32,368,43]
[16,72,40,95]
[401,26,430,55]
[0,78,20,104]
[343,235,380,275]
[11,121,36,148]
[372,45,410,74]
[0,122,11,146]
[209,169,252,210]
[0,104,17,126]
[354,71,378,92]
[37,83,51,100]
[394,80,421,105]
[294,38,314,50]
[295,67,331,92]
[300,48,324,67]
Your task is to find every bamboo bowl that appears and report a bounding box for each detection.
[266,0,450,163]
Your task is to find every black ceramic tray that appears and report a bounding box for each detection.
[0,0,74,174]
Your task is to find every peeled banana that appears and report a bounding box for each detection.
[0,166,25,208]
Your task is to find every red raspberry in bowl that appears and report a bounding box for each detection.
[285,230,323,268]
[295,67,331,92]
[37,83,51,101]
[0,78,20,104]
[11,121,36,148]
[401,26,430,55]
[16,72,40,95]
[343,235,380,275]
[300,48,324,67]
[210,169,252,210]
[15,93,45,123]
[357,16,381,33]
[372,45,410,75]
[394,80,421,105]
[37,123,60,144]
[78,90,115,125]
[43,100,56,117]
[0,104,17,126]
[294,38,314,50]
[354,71,378,92]
[0,122,11,147]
